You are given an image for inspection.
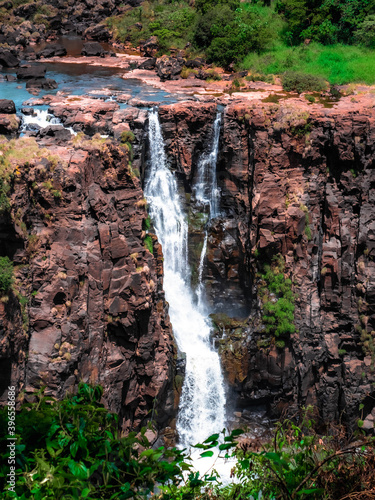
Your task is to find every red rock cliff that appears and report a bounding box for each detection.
[0,139,177,431]
[155,99,375,429]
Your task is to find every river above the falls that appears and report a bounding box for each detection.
[0,37,184,112]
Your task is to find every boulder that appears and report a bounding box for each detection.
[81,42,104,57]
[156,55,183,81]
[26,78,58,90]
[38,125,71,141]
[4,75,16,82]
[0,99,16,114]
[23,46,36,61]
[36,44,67,59]
[138,57,156,70]
[83,24,111,42]
[185,58,204,69]
[0,49,19,68]
[21,107,36,116]
[0,114,20,135]
[196,69,210,80]
[14,2,37,18]
[140,36,159,57]
[17,65,47,80]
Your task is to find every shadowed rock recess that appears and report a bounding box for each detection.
[1,98,375,432]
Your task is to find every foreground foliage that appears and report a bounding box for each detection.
[1,386,374,499]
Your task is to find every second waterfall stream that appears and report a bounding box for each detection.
[144,109,226,451]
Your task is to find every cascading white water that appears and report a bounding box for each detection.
[20,109,76,135]
[196,231,208,309]
[144,109,226,447]
[194,112,222,218]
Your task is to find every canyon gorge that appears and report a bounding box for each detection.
[1,79,375,441]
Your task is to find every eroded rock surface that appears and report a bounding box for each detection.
[153,99,375,429]
[0,139,177,431]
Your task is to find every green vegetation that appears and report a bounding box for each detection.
[193,2,280,67]
[120,130,135,145]
[300,204,312,240]
[276,0,375,46]
[242,42,375,85]
[218,409,375,500]
[0,177,10,215]
[107,1,197,52]
[144,234,154,253]
[108,0,375,85]
[258,253,295,340]
[0,256,13,293]
[282,71,327,93]
[1,391,374,499]
[143,215,152,231]
[0,384,192,499]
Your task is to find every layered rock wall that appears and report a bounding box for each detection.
[0,140,176,431]
[155,100,375,429]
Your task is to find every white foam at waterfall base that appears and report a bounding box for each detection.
[20,109,76,135]
[145,109,236,481]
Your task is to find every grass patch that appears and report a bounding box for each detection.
[241,42,375,85]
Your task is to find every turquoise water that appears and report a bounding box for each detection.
[0,56,180,111]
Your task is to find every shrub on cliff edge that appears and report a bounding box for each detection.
[282,71,328,93]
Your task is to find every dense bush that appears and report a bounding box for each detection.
[276,0,375,45]
[0,256,13,293]
[195,3,277,67]
[194,0,240,14]
[282,71,327,93]
[354,14,375,48]
[219,409,375,500]
[0,384,192,499]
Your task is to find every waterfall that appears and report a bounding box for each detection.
[194,111,221,309]
[194,112,221,218]
[196,231,208,308]
[20,109,76,135]
[145,109,226,446]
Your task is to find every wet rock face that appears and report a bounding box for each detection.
[0,142,176,431]
[219,103,375,427]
